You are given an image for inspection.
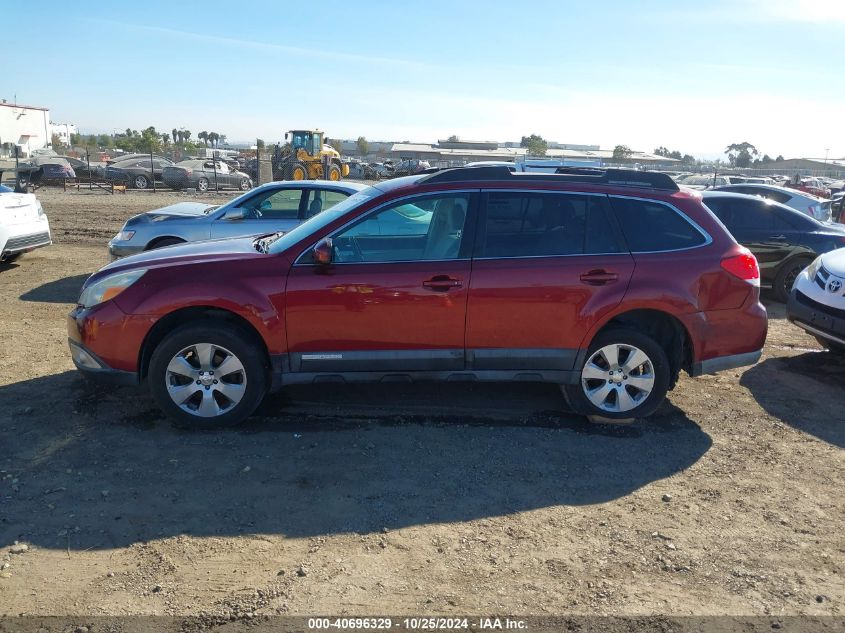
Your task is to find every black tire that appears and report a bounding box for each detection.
[239,178,251,191]
[147,237,184,251]
[196,177,210,192]
[133,174,150,189]
[148,320,268,428]
[290,161,309,181]
[564,328,670,422]
[774,257,812,302]
[2,253,22,263]
[327,164,342,181]
[814,336,845,356]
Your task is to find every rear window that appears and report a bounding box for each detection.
[610,197,708,252]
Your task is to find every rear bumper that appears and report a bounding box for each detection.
[691,350,762,377]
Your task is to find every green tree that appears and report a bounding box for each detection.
[520,134,547,156]
[612,145,633,161]
[776,155,784,162]
[172,128,179,146]
[69,132,81,146]
[329,138,342,153]
[725,142,758,167]
[97,134,114,148]
[208,132,219,148]
[356,136,369,156]
[50,133,64,150]
[681,154,695,165]
[198,131,208,147]
[447,135,459,142]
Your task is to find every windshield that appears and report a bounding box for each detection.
[266,187,380,254]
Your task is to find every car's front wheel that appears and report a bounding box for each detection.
[148,322,268,428]
[197,177,210,192]
[774,256,812,302]
[563,328,670,422]
[239,178,251,191]
[134,174,150,189]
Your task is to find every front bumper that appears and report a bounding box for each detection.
[1,220,52,258]
[107,240,144,260]
[68,338,138,385]
[787,288,845,347]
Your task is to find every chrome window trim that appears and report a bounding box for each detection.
[293,189,479,266]
[609,194,713,254]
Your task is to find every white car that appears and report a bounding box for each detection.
[787,247,845,354]
[712,183,833,222]
[0,184,52,263]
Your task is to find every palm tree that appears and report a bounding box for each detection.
[161,133,170,147]
[208,132,219,148]
[183,130,191,143]
[198,131,208,147]
[172,128,178,146]
[219,134,227,147]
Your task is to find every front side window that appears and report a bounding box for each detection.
[479,192,623,258]
[240,188,302,220]
[331,194,469,263]
[611,197,708,252]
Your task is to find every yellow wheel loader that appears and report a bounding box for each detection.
[280,130,350,181]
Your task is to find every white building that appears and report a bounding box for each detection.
[51,121,78,148]
[0,100,51,158]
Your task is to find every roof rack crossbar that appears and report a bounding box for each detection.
[420,165,680,191]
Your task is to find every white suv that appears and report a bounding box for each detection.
[0,185,52,263]
[787,247,845,354]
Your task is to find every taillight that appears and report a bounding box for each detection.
[721,248,760,286]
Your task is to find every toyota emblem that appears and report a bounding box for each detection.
[827,278,843,293]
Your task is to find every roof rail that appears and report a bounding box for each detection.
[420,165,680,192]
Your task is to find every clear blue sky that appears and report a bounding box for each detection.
[5,0,844,159]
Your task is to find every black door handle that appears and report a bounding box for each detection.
[422,275,462,291]
[580,270,619,286]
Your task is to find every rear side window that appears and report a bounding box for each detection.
[610,197,707,252]
[479,192,624,257]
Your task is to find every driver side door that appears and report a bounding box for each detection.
[284,192,477,374]
[210,187,305,238]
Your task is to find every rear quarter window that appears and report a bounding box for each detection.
[610,197,708,252]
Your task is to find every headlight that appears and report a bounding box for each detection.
[806,256,823,281]
[114,230,136,241]
[36,201,45,217]
[78,269,147,308]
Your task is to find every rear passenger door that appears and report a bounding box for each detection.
[465,191,634,372]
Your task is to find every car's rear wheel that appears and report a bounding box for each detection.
[148,322,267,428]
[327,164,342,181]
[774,257,812,302]
[197,177,210,192]
[2,253,21,263]
[564,328,670,422]
[134,174,150,189]
[239,178,251,191]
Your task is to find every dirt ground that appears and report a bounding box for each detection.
[0,188,843,619]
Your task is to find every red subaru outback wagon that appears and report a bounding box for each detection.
[68,167,767,426]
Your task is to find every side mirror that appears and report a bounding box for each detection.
[223,207,246,221]
[312,237,333,265]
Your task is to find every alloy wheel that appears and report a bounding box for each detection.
[164,343,247,418]
[581,343,655,413]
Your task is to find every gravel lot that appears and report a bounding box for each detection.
[0,188,843,618]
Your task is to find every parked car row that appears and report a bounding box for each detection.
[5,164,841,429]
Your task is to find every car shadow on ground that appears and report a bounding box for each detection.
[741,352,845,448]
[0,371,711,550]
[19,273,89,303]
[0,260,21,273]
